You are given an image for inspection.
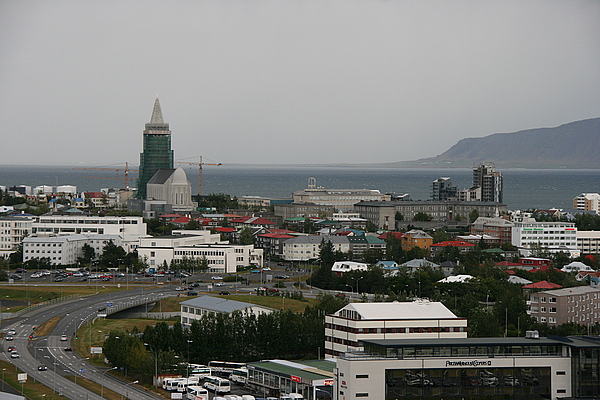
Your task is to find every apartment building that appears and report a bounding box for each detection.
[282,235,350,261]
[573,193,600,214]
[0,216,33,259]
[324,300,467,357]
[401,229,433,252]
[528,286,600,326]
[577,230,600,254]
[470,216,513,243]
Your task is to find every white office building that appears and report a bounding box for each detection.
[31,215,147,244]
[511,221,579,257]
[22,234,122,265]
[325,300,467,357]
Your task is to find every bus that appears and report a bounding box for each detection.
[189,364,212,379]
[203,376,231,394]
[176,377,201,392]
[186,385,209,400]
[229,367,248,384]
[208,361,246,377]
[164,378,187,391]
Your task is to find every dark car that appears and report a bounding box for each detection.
[8,274,22,280]
[38,365,47,371]
[15,268,26,273]
[187,291,198,296]
[64,347,72,351]
[219,291,230,295]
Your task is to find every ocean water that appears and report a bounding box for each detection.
[0,164,598,211]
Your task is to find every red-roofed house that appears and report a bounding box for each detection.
[522,280,563,290]
[171,216,191,225]
[378,232,404,241]
[430,240,475,257]
[230,216,276,228]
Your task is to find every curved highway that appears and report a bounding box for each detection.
[2,287,172,400]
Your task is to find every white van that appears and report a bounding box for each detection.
[186,385,209,400]
[162,377,184,390]
[165,378,187,391]
[241,396,256,400]
[203,376,231,394]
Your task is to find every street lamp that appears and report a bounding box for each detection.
[186,340,193,378]
[144,343,158,386]
[121,380,138,400]
[100,366,118,397]
[352,276,364,295]
[345,284,353,299]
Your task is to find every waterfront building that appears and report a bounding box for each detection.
[471,162,503,203]
[274,202,335,220]
[292,177,391,212]
[325,300,467,357]
[137,98,174,199]
[354,200,506,230]
[335,334,599,400]
[431,177,457,201]
[573,192,600,214]
[0,215,34,260]
[22,234,121,265]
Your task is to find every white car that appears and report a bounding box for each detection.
[60,335,68,341]
[211,276,223,280]
[175,287,185,291]
[10,352,19,358]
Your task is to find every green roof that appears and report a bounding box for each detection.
[248,360,335,382]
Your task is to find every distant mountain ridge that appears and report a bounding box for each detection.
[405,117,600,168]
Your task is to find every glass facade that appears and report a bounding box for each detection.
[385,367,550,399]
[137,117,173,199]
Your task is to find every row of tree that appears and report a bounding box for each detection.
[103,294,348,383]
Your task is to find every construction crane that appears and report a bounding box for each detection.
[176,156,222,196]
[73,162,138,189]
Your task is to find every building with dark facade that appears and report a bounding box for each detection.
[136,98,174,199]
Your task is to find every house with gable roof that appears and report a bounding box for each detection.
[180,295,274,327]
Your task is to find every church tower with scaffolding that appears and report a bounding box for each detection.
[136,98,174,199]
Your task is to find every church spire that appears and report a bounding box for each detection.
[150,97,164,124]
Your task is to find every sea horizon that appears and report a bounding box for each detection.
[1,164,598,212]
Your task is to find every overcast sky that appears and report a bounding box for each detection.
[1,0,599,166]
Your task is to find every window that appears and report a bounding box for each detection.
[549,297,557,303]
[356,394,369,398]
[356,375,369,379]
[556,371,566,375]
[557,389,566,394]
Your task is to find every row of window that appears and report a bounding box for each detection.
[326,323,466,334]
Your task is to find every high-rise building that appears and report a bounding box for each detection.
[136,98,174,199]
[472,162,503,203]
[431,177,457,201]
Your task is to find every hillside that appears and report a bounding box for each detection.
[407,117,600,168]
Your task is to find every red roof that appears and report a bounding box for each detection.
[216,227,237,232]
[230,216,275,225]
[258,233,295,239]
[522,280,562,289]
[431,241,475,248]
[159,214,182,218]
[505,269,516,275]
[171,216,191,224]
[223,214,243,218]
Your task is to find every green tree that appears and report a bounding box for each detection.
[318,239,336,266]
[413,212,432,221]
[99,240,127,269]
[469,209,480,223]
[185,218,200,230]
[239,226,255,245]
[395,212,404,221]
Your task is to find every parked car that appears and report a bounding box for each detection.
[175,287,185,291]
[8,274,22,280]
[504,376,520,386]
[219,291,231,295]
[187,291,198,296]
[211,276,223,280]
